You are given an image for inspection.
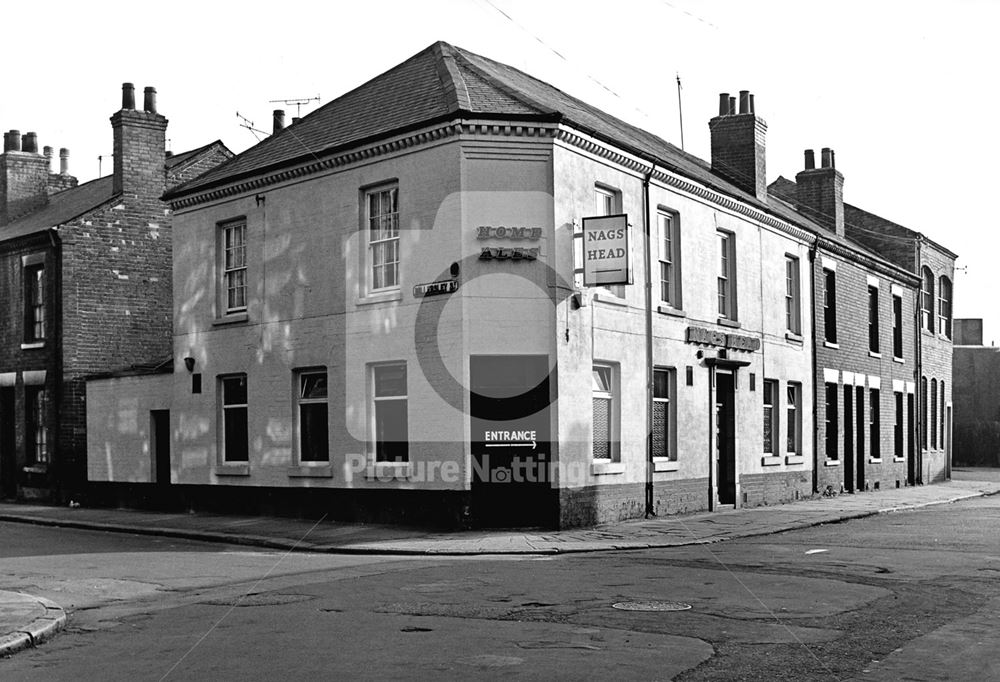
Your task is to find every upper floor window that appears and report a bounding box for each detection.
[823,268,838,344]
[23,259,45,343]
[717,230,737,321]
[658,210,681,308]
[892,293,904,359]
[221,220,247,314]
[938,276,952,339]
[785,256,800,335]
[921,266,934,332]
[868,285,880,354]
[367,186,400,292]
[595,186,625,298]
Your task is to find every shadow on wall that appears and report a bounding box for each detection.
[954,420,1000,467]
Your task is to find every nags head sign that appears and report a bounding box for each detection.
[582,214,630,286]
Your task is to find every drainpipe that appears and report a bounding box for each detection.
[808,241,819,494]
[643,167,655,518]
[915,239,923,484]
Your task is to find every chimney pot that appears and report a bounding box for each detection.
[749,94,755,114]
[59,147,69,174]
[728,96,736,116]
[739,90,750,114]
[143,86,157,114]
[122,82,135,110]
[2,132,10,152]
[43,146,53,171]
[291,116,301,125]
[804,149,815,170]
[821,147,832,168]
[830,149,836,169]
[23,132,38,154]
[273,109,285,134]
[8,130,21,152]
[718,93,730,116]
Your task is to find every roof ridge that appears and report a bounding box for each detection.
[450,46,555,116]
[432,41,471,112]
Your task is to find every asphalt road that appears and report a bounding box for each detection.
[3,496,1000,681]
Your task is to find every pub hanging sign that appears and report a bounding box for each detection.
[582,214,630,286]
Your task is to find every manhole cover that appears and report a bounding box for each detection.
[202,593,314,607]
[611,600,692,612]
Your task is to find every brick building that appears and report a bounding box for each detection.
[84,42,954,528]
[0,84,232,501]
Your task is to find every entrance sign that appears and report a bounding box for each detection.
[582,214,630,286]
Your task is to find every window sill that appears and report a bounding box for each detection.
[869,351,882,359]
[823,459,840,467]
[893,457,906,463]
[785,455,805,465]
[213,312,248,326]
[356,290,402,306]
[892,356,905,364]
[868,457,883,464]
[22,464,48,475]
[785,332,803,345]
[287,464,333,478]
[717,317,741,329]
[653,459,678,472]
[366,461,410,480]
[20,342,45,350]
[591,461,625,475]
[593,293,628,307]
[761,456,781,466]
[214,464,250,476]
[823,341,840,349]
[656,305,686,318]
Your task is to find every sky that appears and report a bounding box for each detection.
[3,0,997,341]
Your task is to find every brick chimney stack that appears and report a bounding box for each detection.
[795,147,845,236]
[0,129,51,226]
[709,89,768,202]
[111,82,168,199]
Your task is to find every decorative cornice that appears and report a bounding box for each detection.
[555,129,815,244]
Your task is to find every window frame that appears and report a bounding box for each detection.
[594,185,625,299]
[591,362,619,462]
[937,276,952,338]
[23,260,46,343]
[868,285,880,354]
[785,256,801,335]
[366,185,400,294]
[371,362,409,463]
[25,386,48,465]
[717,229,737,321]
[220,373,249,463]
[786,382,802,456]
[921,267,934,332]
[894,391,904,460]
[825,382,839,460]
[892,293,904,359]
[940,380,946,448]
[653,367,676,462]
[870,388,881,460]
[657,209,681,309]
[295,369,329,464]
[930,378,938,449]
[219,219,248,316]
[823,268,838,344]
[763,379,778,455]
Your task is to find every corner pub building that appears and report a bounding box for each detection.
[87,42,938,528]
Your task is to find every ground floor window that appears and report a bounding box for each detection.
[592,363,618,461]
[870,388,881,460]
[372,363,408,462]
[894,391,904,460]
[297,370,329,462]
[25,386,48,465]
[786,382,801,455]
[825,383,838,459]
[221,374,248,462]
[653,368,675,461]
[763,379,778,455]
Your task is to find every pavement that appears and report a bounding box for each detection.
[1,468,998,657]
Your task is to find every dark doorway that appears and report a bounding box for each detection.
[856,385,866,492]
[0,387,15,499]
[844,386,854,492]
[715,371,736,505]
[470,355,553,528]
[907,393,916,484]
[151,410,170,486]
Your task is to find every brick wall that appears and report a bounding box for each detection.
[741,470,813,507]
[558,478,709,528]
[1,152,49,226]
[918,241,955,481]
[709,113,767,201]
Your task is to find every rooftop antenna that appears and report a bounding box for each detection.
[676,73,685,151]
[236,112,267,141]
[268,95,321,119]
